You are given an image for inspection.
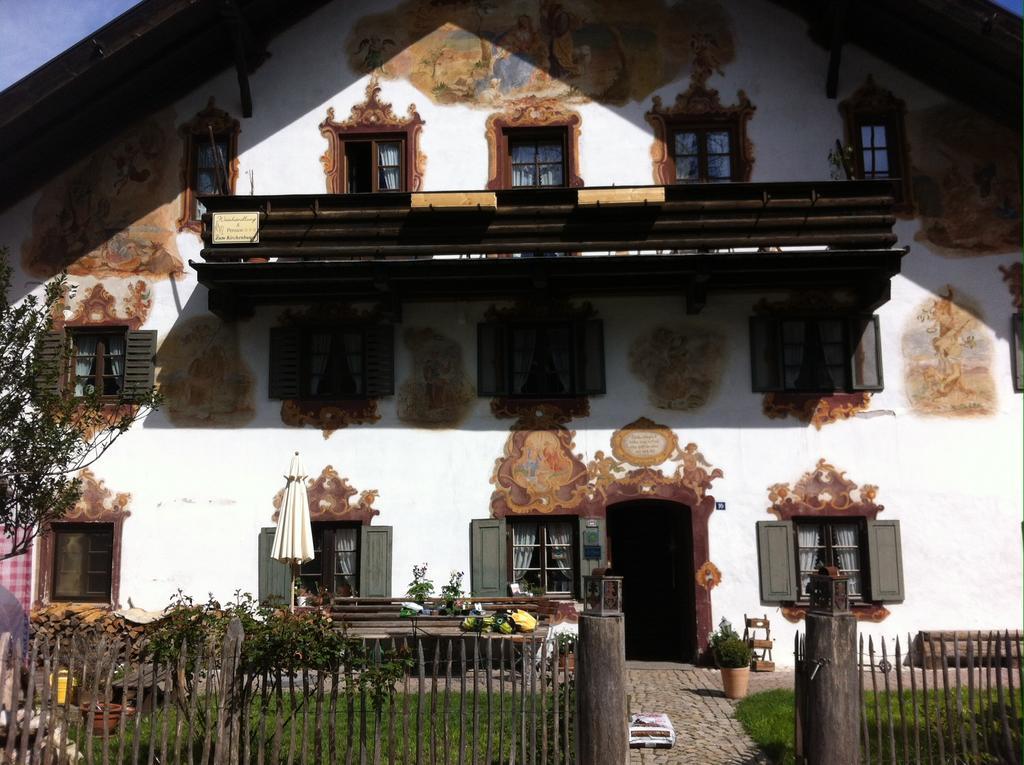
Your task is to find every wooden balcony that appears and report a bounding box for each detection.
[192,180,905,318]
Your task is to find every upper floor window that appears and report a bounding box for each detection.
[671,126,737,183]
[840,76,911,209]
[477,319,604,398]
[750,315,883,394]
[269,324,394,401]
[508,130,566,188]
[344,137,405,193]
[38,328,156,400]
[70,329,126,397]
[177,99,239,233]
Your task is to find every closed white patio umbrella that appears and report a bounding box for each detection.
[271,451,315,611]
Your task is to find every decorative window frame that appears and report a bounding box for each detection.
[177,98,240,234]
[646,84,755,185]
[35,469,130,609]
[839,76,913,213]
[319,78,425,194]
[485,99,583,190]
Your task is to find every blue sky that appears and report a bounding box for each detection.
[0,0,1021,92]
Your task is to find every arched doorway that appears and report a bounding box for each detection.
[607,499,696,662]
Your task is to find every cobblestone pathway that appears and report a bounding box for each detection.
[626,663,793,765]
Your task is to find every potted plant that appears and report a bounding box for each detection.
[709,618,752,699]
[555,632,577,671]
[439,570,465,615]
[407,563,434,609]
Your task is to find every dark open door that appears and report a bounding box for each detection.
[607,500,695,662]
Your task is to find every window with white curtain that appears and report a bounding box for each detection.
[69,329,126,397]
[795,519,863,601]
[510,519,575,596]
[303,329,365,398]
[299,523,361,598]
[343,137,405,193]
[508,131,566,188]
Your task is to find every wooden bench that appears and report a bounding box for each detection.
[912,631,1021,669]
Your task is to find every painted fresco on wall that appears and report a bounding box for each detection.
[272,465,380,524]
[1000,262,1021,310]
[762,392,872,430]
[281,399,381,438]
[22,111,184,280]
[903,287,996,417]
[907,102,1020,255]
[347,0,734,108]
[396,328,475,427]
[50,280,153,332]
[629,325,725,411]
[156,316,256,427]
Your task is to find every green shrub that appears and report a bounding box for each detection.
[709,618,751,668]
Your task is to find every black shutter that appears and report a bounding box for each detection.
[123,330,157,398]
[849,315,884,391]
[269,327,301,399]
[477,322,508,396]
[364,324,395,397]
[574,319,605,395]
[749,317,783,392]
[36,330,65,396]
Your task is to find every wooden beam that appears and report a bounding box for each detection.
[577,187,665,206]
[410,191,497,210]
[220,0,255,118]
[826,0,849,99]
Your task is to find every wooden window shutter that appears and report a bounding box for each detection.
[849,315,884,391]
[756,520,798,603]
[470,518,507,597]
[269,327,301,399]
[36,330,66,396]
[364,325,395,397]
[866,519,904,603]
[258,527,292,605]
[749,317,783,392]
[477,323,508,397]
[576,516,605,596]
[123,330,158,397]
[359,525,393,597]
[575,320,605,395]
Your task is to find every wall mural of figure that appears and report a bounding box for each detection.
[347,0,734,108]
[397,328,475,427]
[22,110,184,280]
[907,102,1020,255]
[629,324,725,411]
[156,316,256,427]
[903,286,996,417]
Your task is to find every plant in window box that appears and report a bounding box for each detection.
[406,563,434,607]
[709,618,752,699]
[439,570,465,615]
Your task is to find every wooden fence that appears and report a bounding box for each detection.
[796,630,1022,765]
[0,626,577,764]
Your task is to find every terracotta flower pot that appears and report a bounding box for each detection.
[720,667,750,699]
[80,702,133,734]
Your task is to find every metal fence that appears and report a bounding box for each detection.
[0,628,577,764]
[796,630,1022,765]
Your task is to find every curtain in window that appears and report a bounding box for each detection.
[548,328,572,392]
[377,142,401,190]
[309,333,332,396]
[832,523,861,595]
[797,525,821,597]
[512,523,538,580]
[106,334,125,378]
[74,336,99,396]
[511,329,537,394]
[512,164,535,187]
[340,332,363,394]
[334,528,358,575]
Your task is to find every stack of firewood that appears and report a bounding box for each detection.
[31,604,150,652]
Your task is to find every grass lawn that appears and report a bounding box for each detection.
[736,688,1022,765]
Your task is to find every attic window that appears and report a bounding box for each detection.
[840,76,912,210]
[177,100,240,234]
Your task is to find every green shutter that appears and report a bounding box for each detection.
[477,323,507,396]
[364,325,395,397]
[269,327,301,399]
[849,315,884,391]
[359,525,393,597]
[576,517,606,597]
[123,330,157,398]
[258,527,292,606]
[575,320,605,395]
[36,330,65,396]
[866,519,904,603]
[756,520,798,603]
[470,518,507,597]
[749,317,783,392]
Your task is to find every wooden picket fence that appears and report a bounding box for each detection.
[0,627,577,764]
[796,630,1022,764]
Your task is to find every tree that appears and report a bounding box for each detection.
[0,248,160,560]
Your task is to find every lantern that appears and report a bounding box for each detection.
[807,565,850,615]
[583,571,623,617]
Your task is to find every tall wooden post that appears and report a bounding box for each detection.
[803,568,860,765]
[576,614,627,765]
[213,617,245,765]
